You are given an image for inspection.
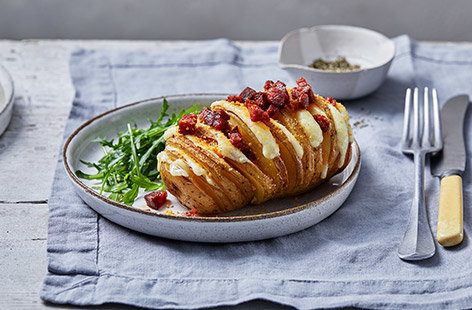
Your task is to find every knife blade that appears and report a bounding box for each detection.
[431,94,469,247]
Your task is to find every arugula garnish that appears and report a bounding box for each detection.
[76,99,200,205]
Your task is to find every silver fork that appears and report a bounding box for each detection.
[398,87,443,261]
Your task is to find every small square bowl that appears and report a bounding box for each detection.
[278,25,395,100]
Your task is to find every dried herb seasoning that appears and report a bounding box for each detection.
[310,56,360,72]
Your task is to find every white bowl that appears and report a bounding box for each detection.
[278,25,395,100]
[0,65,14,137]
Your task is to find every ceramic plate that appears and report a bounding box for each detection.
[0,65,14,137]
[64,94,361,243]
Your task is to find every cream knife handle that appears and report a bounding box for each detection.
[437,174,463,247]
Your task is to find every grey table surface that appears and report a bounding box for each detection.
[0,39,470,310]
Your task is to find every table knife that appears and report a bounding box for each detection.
[431,94,469,247]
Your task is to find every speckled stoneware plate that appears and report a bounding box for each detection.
[0,65,14,137]
[64,94,361,243]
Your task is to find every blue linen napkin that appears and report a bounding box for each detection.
[41,36,472,309]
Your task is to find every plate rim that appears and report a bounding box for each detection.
[63,93,361,223]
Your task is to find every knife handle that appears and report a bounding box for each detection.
[437,175,463,247]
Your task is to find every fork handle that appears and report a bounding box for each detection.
[398,152,436,260]
[437,174,463,247]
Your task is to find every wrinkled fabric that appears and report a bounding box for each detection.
[41,36,472,309]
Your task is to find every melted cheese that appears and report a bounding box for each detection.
[321,163,329,179]
[185,132,249,164]
[157,151,171,170]
[165,146,215,185]
[307,104,327,117]
[308,104,329,178]
[328,104,349,167]
[211,100,280,159]
[169,159,189,177]
[163,126,178,140]
[336,103,354,143]
[183,155,215,185]
[271,120,304,158]
[212,130,250,163]
[294,110,323,148]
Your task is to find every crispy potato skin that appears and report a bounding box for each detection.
[158,93,352,215]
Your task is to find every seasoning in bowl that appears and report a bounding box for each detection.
[310,56,360,72]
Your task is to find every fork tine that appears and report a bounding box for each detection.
[402,88,412,147]
[422,87,430,147]
[412,88,420,146]
[432,88,443,149]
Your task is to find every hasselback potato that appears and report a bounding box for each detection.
[157,78,352,215]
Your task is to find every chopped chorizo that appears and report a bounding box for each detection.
[289,87,310,110]
[297,77,315,101]
[296,77,309,88]
[239,87,257,99]
[198,108,230,132]
[227,95,245,103]
[185,208,199,217]
[252,92,269,109]
[287,78,317,110]
[264,80,275,91]
[228,127,256,160]
[325,96,337,106]
[246,104,270,122]
[178,114,198,134]
[313,114,330,132]
[265,80,289,107]
[266,104,279,117]
[144,190,168,210]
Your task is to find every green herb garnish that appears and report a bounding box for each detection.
[76,99,200,205]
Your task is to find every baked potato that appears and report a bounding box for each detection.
[157,78,352,215]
